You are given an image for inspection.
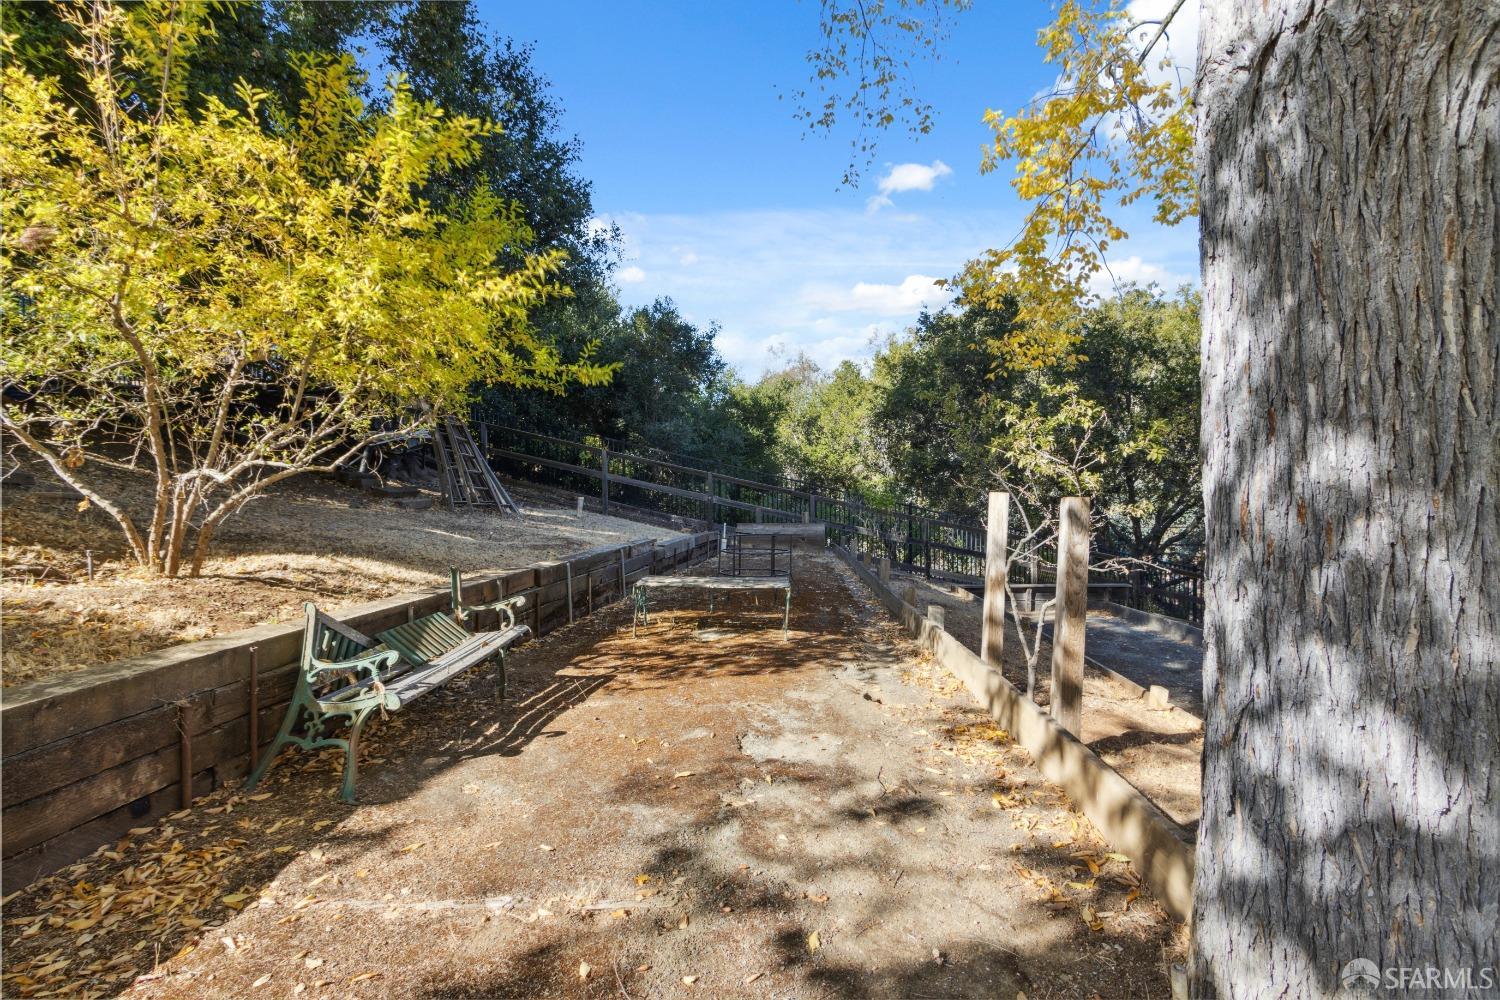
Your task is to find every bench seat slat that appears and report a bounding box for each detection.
[382,626,529,707]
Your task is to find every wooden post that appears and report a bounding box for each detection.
[600,447,610,514]
[576,496,585,517]
[928,604,945,630]
[878,556,891,584]
[902,583,917,607]
[980,491,1010,669]
[479,423,489,454]
[1050,496,1090,735]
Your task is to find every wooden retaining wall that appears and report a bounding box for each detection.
[1,531,719,889]
[834,544,1196,922]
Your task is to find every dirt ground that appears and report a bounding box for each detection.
[1,548,1184,999]
[892,572,1203,830]
[1,465,682,687]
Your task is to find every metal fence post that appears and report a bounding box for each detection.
[600,447,610,514]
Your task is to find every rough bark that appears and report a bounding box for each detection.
[1193,2,1499,995]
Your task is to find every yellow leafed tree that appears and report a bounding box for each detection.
[1,1,613,576]
[959,0,1195,367]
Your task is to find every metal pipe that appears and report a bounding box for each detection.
[248,646,259,769]
[178,703,193,810]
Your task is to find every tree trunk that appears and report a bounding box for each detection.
[1193,2,1498,995]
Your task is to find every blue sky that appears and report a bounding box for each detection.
[471,1,1199,377]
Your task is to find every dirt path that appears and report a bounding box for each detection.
[1,549,1182,999]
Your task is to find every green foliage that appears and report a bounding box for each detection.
[478,296,781,477]
[740,356,891,498]
[871,301,1022,512]
[0,2,609,575]
[866,289,1201,560]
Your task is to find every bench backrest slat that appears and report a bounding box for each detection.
[380,615,472,665]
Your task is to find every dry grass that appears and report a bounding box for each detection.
[1,462,682,687]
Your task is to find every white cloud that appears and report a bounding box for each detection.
[1088,253,1193,295]
[803,274,952,315]
[591,207,1019,376]
[617,265,647,284]
[867,159,953,211]
[590,206,1199,377]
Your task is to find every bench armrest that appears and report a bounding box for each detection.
[308,647,400,682]
[459,593,527,629]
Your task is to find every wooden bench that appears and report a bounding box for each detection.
[245,570,530,802]
[632,574,791,640]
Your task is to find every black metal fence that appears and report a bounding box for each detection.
[477,420,1204,625]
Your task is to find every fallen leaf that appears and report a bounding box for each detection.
[673,771,696,778]
[745,971,764,984]
[399,842,424,854]
[252,974,272,988]
[247,793,272,802]
[682,975,698,985]
[77,498,90,512]
[538,844,554,852]
[635,874,651,884]
[677,914,689,929]
[305,958,324,969]
[349,971,382,983]
[578,962,591,980]
[807,931,821,953]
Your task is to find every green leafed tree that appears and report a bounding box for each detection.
[740,355,892,498]
[1,1,611,577]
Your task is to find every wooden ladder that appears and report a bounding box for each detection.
[434,417,520,515]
